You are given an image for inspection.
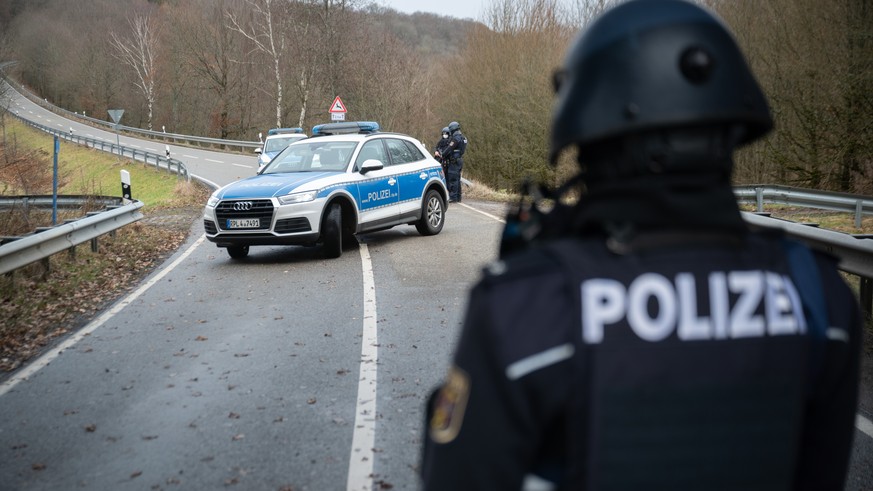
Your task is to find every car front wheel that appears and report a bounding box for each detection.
[415,189,445,236]
[322,203,343,259]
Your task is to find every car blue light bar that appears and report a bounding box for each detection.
[311,121,380,136]
[267,127,304,136]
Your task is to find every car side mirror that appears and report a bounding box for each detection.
[360,159,383,174]
[254,148,262,155]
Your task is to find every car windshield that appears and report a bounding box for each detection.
[264,136,305,153]
[262,140,358,174]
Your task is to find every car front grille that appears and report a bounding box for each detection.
[215,199,274,231]
[203,219,217,235]
[274,217,311,234]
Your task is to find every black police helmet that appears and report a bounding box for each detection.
[448,121,461,133]
[549,0,773,165]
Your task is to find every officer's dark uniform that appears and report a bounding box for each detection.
[421,1,862,490]
[421,231,861,490]
[440,121,466,202]
[434,127,451,176]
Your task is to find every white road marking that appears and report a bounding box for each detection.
[458,201,505,223]
[232,163,253,169]
[858,414,873,439]
[205,158,223,163]
[192,174,220,190]
[347,243,378,491]
[0,236,207,398]
[182,154,199,159]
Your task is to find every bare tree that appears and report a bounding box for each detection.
[226,0,289,128]
[110,13,160,130]
[443,0,582,189]
[174,0,247,139]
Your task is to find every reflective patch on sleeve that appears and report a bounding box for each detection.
[428,365,471,444]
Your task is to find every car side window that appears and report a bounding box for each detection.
[402,140,425,161]
[355,140,387,171]
[385,138,420,166]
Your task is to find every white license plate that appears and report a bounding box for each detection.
[227,218,260,229]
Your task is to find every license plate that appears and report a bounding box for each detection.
[227,218,260,229]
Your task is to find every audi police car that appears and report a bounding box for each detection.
[255,127,308,169]
[204,122,448,259]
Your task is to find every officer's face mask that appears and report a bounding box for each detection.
[442,134,449,139]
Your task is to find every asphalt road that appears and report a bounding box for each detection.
[1,84,871,490]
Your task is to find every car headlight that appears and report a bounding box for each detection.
[278,191,317,205]
[206,194,220,207]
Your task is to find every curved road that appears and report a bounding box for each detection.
[1,85,871,490]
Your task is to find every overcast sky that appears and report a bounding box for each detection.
[378,0,489,21]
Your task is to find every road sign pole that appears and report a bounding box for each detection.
[52,135,59,225]
[108,109,125,156]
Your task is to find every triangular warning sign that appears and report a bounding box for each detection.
[329,96,347,113]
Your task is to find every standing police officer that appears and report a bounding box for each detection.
[440,121,467,202]
[434,126,451,176]
[421,1,862,490]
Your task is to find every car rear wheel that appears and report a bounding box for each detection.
[227,245,249,259]
[415,189,445,236]
[322,203,343,259]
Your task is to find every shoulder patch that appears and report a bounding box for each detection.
[428,365,471,444]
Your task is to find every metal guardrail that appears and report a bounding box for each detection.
[742,212,873,279]
[0,199,144,275]
[735,184,873,317]
[10,112,189,180]
[3,78,260,152]
[735,185,873,228]
[0,195,123,210]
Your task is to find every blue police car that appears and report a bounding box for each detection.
[255,127,308,168]
[204,122,448,259]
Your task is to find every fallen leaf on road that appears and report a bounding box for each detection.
[195,336,208,341]
[84,424,96,432]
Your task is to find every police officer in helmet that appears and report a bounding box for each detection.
[421,1,861,490]
[439,121,467,203]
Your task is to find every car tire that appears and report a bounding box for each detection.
[415,189,445,236]
[227,245,249,259]
[322,203,343,259]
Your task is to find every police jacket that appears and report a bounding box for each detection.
[441,131,467,162]
[435,137,451,156]
[421,230,861,491]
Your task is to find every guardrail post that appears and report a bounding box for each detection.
[855,200,863,229]
[40,257,50,280]
[756,187,764,213]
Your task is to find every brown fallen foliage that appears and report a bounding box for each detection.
[0,205,204,372]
